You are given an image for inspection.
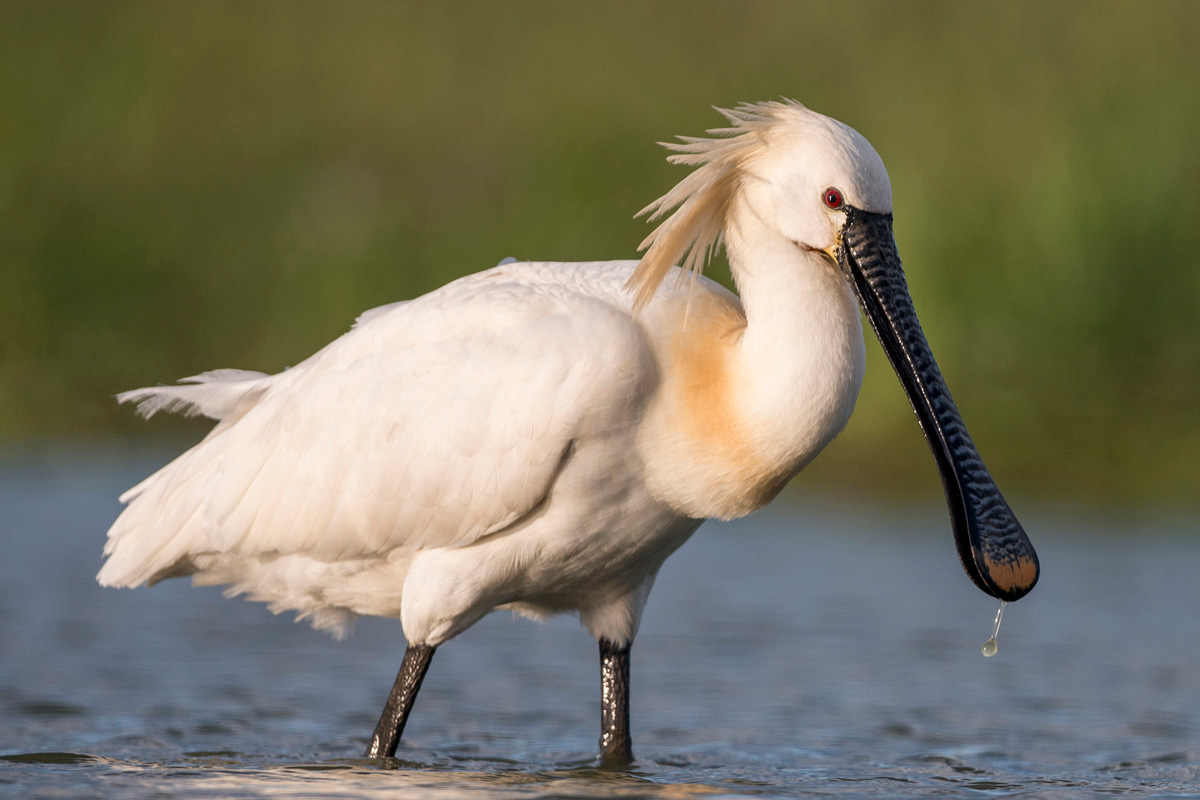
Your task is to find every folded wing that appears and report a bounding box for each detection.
[99,270,653,589]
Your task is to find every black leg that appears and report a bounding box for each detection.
[598,638,633,766]
[366,643,436,758]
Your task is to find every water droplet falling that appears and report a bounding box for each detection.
[981,600,1007,658]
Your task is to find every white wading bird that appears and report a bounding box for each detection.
[100,100,1039,764]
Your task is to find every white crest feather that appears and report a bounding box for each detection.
[625,99,808,312]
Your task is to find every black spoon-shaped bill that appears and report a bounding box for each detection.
[836,208,1039,602]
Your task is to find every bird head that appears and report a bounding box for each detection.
[629,100,1039,603]
[733,106,893,255]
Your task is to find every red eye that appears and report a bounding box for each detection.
[823,188,844,209]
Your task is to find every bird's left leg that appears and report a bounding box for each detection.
[598,637,633,766]
[365,643,436,758]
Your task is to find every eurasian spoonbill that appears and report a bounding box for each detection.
[99,100,1039,764]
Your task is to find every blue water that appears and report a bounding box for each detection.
[2,447,1199,798]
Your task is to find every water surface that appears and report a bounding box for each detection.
[2,448,1198,797]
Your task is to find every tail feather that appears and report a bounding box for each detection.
[98,443,218,587]
[102,369,274,587]
[118,369,271,421]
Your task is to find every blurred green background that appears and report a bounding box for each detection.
[2,2,1197,507]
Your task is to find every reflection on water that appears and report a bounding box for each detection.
[2,446,1199,798]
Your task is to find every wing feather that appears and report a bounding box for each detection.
[118,369,272,421]
[100,267,654,589]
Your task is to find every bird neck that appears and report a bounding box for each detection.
[725,202,866,476]
[633,205,867,521]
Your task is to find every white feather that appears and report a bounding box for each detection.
[117,369,272,421]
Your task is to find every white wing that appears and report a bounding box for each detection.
[99,263,654,588]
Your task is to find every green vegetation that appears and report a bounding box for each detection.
[2,2,1198,506]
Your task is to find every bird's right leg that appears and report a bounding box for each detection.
[365,643,436,758]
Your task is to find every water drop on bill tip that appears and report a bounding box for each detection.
[981,600,1007,658]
